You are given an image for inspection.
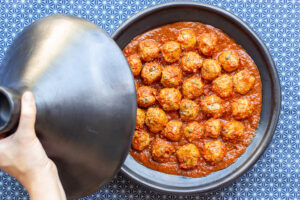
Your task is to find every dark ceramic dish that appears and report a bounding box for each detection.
[112,2,281,193]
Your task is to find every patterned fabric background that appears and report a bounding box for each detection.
[0,0,299,199]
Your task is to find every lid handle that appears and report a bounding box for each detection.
[0,87,21,135]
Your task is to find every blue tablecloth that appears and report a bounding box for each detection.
[0,0,299,199]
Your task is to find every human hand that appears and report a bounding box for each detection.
[0,91,66,200]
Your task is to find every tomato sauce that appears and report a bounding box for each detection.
[123,22,262,177]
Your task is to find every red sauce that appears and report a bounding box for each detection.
[123,22,262,177]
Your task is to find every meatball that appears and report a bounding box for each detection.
[204,118,222,138]
[212,74,233,98]
[218,50,240,72]
[136,108,145,129]
[176,144,200,169]
[222,121,245,142]
[145,107,168,133]
[151,138,175,162]
[138,39,160,61]
[184,122,204,142]
[182,76,204,99]
[180,99,199,121]
[233,70,255,94]
[232,98,254,120]
[201,59,222,81]
[197,32,218,56]
[158,88,182,111]
[202,140,226,164]
[177,29,197,50]
[200,94,225,118]
[162,120,183,141]
[161,41,181,63]
[127,54,142,76]
[132,130,151,151]
[181,51,203,73]
[141,62,162,84]
[161,65,183,87]
[137,86,156,107]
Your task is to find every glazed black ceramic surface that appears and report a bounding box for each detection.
[112,2,281,193]
[0,15,136,199]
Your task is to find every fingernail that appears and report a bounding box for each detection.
[23,92,33,102]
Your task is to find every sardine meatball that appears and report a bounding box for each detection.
[158,88,182,111]
[161,65,183,87]
[182,76,204,99]
[200,94,225,118]
[180,99,199,121]
[162,120,183,141]
[201,59,222,81]
[212,74,233,98]
[136,108,145,129]
[161,41,181,63]
[218,50,240,72]
[181,51,203,73]
[132,130,151,151]
[203,140,226,164]
[204,118,222,138]
[138,39,160,61]
[232,98,254,120]
[141,62,162,84]
[151,138,175,162]
[177,29,197,50]
[145,108,168,133]
[184,122,204,142]
[222,121,245,142]
[127,54,142,76]
[176,144,200,169]
[197,32,218,56]
[137,86,156,107]
[233,70,255,94]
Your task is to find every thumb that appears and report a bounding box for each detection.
[16,91,37,135]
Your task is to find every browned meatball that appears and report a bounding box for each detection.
[136,108,145,129]
[201,59,222,81]
[161,41,181,63]
[177,29,197,50]
[162,120,183,141]
[184,121,204,142]
[145,107,168,133]
[222,121,245,142]
[232,98,254,120]
[138,39,160,61]
[161,65,183,87]
[137,86,156,107]
[180,99,199,121]
[182,76,204,99]
[200,94,225,118]
[132,130,151,151]
[181,51,203,73]
[141,62,162,84]
[202,140,226,164]
[176,144,200,169]
[127,54,142,76]
[218,50,240,72]
[204,118,222,138]
[151,138,175,162]
[233,70,255,94]
[197,32,218,56]
[158,88,182,111]
[212,74,233,98]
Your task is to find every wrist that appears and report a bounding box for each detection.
[21,160,58,190]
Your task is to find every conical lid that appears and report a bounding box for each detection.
[0,15,136,199]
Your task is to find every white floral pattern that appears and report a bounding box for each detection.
[0,0,299,199]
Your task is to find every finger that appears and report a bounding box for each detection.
[16,91,37,135]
